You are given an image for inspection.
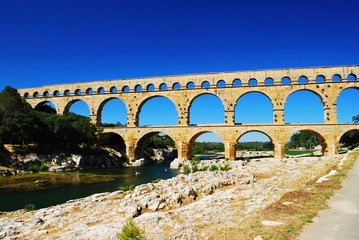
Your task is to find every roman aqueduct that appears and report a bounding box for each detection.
[18,65,359,160]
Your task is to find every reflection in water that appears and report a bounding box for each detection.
[0,162,177,212]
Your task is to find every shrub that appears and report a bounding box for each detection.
[24,203,36,211]
[190,156,200,165]
[183,165,191,175]
[200,166,209,171]
[192,164,199,173]
[25,160,47,172]
[220,164,231,171]
[118,218,146,240]
[13,145,30,155]
[210,165,219,172]
[118,184,136,191]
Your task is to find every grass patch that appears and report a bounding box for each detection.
[286,150,315,156]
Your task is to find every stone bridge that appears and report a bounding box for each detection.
[18,65,359,160]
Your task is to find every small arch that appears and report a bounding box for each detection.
[347,74,357,81]
[248,78,258,86]
[64,90,71,96]
[281,77,291,85]
[24,92,30,98]
[43,91,50,97]
[201,81,211,88]
[217,80,226,87]
[135,85,142,92]
[186,82,195,89]
[172,82,181,90]
[74,89,82,96]
[298,76,308,84]
[33,92,39,98]
[159,83,168,90]
[286,130,326,156]
[98,87,105,94]
[147,84,155,91]
[316,75,325,83]
[53,90,60,97]
[264,78,274,85]
[232,79,242,86]
[332,74,342,82]
[86,88,93,94]
[110,86,117,93]
[122,86,130,92]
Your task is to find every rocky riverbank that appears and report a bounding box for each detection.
[0,153,346,239]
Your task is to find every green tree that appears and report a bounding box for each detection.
[288,131,319,149]
[353,115,359,123]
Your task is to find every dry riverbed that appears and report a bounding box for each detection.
[0,152,351,240]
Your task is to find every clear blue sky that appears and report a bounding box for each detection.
[1,0,358,142]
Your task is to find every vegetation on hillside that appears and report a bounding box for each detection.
[287,131,319,150]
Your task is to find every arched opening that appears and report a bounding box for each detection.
[337,88,359,123]
[298,76,308,84]
[248,78,258,86]
[159,83,168,90]
[286,130,326,156]
[24,92,30,98]
[235,92,273,123]
[64,90,70,96]
[347,74,357,81]
[74,89,82,96]
[53,90,60,97]
[172,82,181,90]
[98,132,126,155]
[189,132,223,160]
[332,74,342,82]
[110,86,117,93]
[135,85,142,92]
[232,79,242,86]
[122,86,130,92]
[33,92,39,98]
[264,78,274,85]
[86,88,93,94]
[43,91,49,97]
[189,94,224,124]
[201,81,210,88]
[138,96,178,126]
[316,75,325,83]
[147,84,155,91]
[217,80,226,87]
[284,90,324,123]
[237,131,273,159]
[134,132,177,163]
[99,98,127,126]
[186,82,195,89]
[339,130,359,151]
[281,77,291,85]
[34,101,57,114]
[98,87,105,94]
[65,100,90,117]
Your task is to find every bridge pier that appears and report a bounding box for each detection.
[176,141,191,159]
[125,141,136,160]
[224,141,237,160]
[274,141,286,159]
[326,141,339,156]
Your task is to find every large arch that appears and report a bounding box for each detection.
[188,131,223,159]
[338,129,359,150]
[235,92,273,123]
[286,129,327,156]
[284,90,324,123]
[97,97,128,126]
[63,99,90,117]
[337,87,359,123]
[137,96,178,126]
[34,101,57,114]
[98,132,126,154]
[189,93,225,124]
[236,130,274,158]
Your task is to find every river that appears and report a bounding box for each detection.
[0,162,177,212]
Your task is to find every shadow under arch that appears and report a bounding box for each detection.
[286,129,327,156]
[134,131,177,160]
[338,129,359,150]
[235,91,273,123]
[34,101,57,114]
[97,97,128,126]
[63,99,90,116]
[137,95,178,126]
[284,89,324,123]
[98,132,126,154]
[188,93,225,124]
[187,131,223,159]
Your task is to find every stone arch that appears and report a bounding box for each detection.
[172,82,181,90]
[98,87,105,94]
[232,79,242,86]
[74,89,82,96]
[24,92,30,98]
[97,97,128,126]
[281,77,291,85]
[186,82,195,89]
[337,128,359,144]
[336,87,359,123]
[63,99,90,116]
[285,129,327,156]
[86,88,93,94]
[122,86,130,92]
[188,93,225,124]
[98,132,126,154]
[33,92,39,98]
[110,86,117,93]
[43,91,50,97]
[284,89,324,123]
[201,81,210,88]
[236,130,273,143]
[53,90,60,97]
[264,78,274,85]
[64,89,71,96]
[248,78,258,86]
[316,75,326,83]
[217,80,226,87]
[298,75,308,84]
[159,83,168,90]
[135,85,142,92]
[134,131,177,160]
[137,95,178,126]
[332,74,342,82]
[235,91,273,123]
[34,101,57,113]
[147,84,155,91]
[347,74,357,81]
[187,131,224,159]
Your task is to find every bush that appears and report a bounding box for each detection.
[200,166,209,171]
[190,156,201,165]
[118,184,136,191]
[13,145,30,155]
[192,164,199,173]
[25,160,47,172]
[220,164,232,171]
[24,203,36,211]
[183,165,191,175]
[210,165,219,172]
[118,218,146,240]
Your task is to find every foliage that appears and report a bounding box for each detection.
[102,121,125,127]
[190,156,201,165]
[183,165,191,175]
[118,218,146,240]
[193,142,224,155]
[340,130,359,147]
[237,141,273,151]
[25,160,47,172]
[209,165,219,172]
[191,164,199,173]
[118,184,136,191]
[147,134,175,149]
[24,203,36,211]
[220,164,232,171]
[353,115,359,123]
[287,131,319,150]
